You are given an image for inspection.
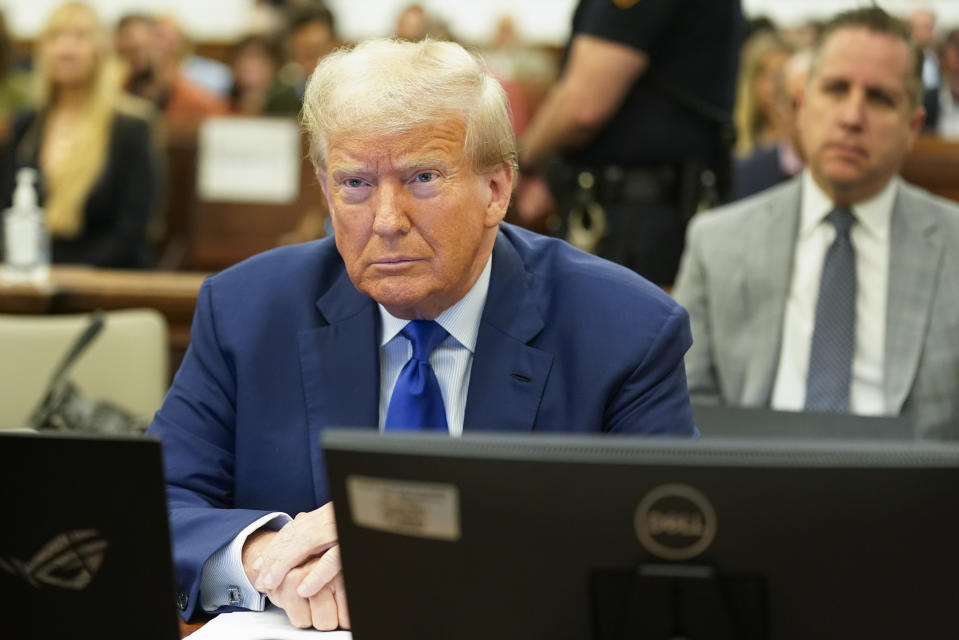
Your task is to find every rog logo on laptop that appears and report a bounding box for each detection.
[0,529,108,590]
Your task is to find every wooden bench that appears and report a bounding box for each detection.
[158,118,328,272]
[901,134,959,204]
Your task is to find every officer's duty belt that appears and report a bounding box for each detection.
[548,163,679,205]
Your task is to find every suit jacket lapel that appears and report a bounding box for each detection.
[884,185,942,414]
[298,267,379,506]
[742,180,801,405]
[464,232,553,432]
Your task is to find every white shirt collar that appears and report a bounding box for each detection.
[378,255,492,353]
[799,170,896,241]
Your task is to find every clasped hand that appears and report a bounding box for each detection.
[241,503,350,630]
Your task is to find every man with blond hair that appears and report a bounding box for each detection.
[150,37,696,631]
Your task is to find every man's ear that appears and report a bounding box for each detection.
[908,105,926,142]
[483,163,514,228]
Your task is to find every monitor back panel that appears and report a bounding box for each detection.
[325,434,959,640]
[0,432,179,640]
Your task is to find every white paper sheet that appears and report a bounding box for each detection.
[184,605,353,639]
[197,117,302,204]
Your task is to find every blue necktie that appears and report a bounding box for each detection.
[384,320,449,432]
[805,207,856,412]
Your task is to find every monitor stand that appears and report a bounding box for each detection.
[590,563,768,639]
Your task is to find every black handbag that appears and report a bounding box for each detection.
[27,310,149,436]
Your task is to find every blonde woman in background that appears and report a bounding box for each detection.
[0,11,30,126]
[732,30,795,157]
[1,1,159,268]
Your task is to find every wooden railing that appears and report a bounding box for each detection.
[901,134,959,204]
[158,119,328,273]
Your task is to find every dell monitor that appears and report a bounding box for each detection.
[322,431,959,639]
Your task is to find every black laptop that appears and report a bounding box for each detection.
[0,431,179,639]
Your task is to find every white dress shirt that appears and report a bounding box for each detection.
[199,256,492,611]
[378,255,491,436]
[771,170,894,415]
[200,512,290,612]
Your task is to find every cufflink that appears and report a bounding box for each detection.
[228,585,242,605]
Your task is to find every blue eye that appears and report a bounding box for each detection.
[414,172,438,183]
[344,178,365,188]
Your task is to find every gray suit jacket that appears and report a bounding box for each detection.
[674,175,959,439]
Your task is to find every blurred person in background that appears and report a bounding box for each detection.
[744,15,777,42]
[481,14,561,137]
[229,35,282,115]
[910,8,939,92]
[114,13,155,97]
[245,0,287,38]
[675,6,959,439]
[0,10,30,128]
[733,49,810,200]
[115,12,228,123]
[1,2,159,268]
[264,4,339,115]
[792,19,825,49]
[515,0,743,287]
[156,15,233,99]
[393,3,453,42]
[924,28,959,138]
[733,30,795,157]
[394,3,429,42]
[484,14,557,90]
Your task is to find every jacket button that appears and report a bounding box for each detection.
[177,592,189,611]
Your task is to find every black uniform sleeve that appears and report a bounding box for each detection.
[575,0,683,53]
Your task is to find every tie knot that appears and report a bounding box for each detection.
[402,320,448,362]
[827,207,855,237]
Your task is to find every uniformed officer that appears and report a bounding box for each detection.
[516,0,744,286]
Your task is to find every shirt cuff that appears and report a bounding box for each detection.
[199,512,291,613]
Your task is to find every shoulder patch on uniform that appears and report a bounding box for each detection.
[612,0,641,8]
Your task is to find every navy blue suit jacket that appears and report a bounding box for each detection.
[149,223,696,619]
[732,146,789,201]
[923,87,940,132]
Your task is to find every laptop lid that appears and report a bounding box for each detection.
[0,431,179,639]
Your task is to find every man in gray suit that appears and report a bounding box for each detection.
[674,6,959,439]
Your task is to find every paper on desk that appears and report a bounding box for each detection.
[184,605,353,639]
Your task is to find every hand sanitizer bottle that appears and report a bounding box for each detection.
[3,167,50,285]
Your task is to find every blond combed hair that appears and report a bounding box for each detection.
[733,31,794,157]
[301,38,517,182]
[31,2,137,237]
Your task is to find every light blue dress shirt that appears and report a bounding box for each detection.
[377,256,491,436]
[199,256,492,611]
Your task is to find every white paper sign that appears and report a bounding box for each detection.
[346,475,461,541]
[198,117,302,204]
